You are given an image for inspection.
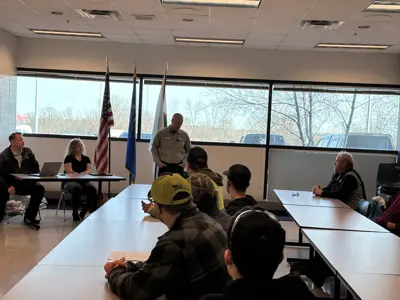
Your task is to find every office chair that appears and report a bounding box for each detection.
[376,163,400,196]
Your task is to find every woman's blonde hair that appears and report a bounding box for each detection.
[65,138,85,157]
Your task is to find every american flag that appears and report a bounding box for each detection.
[94,63,114,174]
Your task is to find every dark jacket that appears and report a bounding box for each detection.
[200,275,316,300]
[108,204,229,300]
[201,168,224,187]
[0,147,39,188]
[225,195,257,216]
[322,169,366,210]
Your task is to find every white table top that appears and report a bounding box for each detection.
[339,272,400,300]
[11,173,126,182]
[274,189,349,208]
[114,184,152,200]
[284,204,388,233]
[1,265,118,300]
[303,229,400,275]
[40,198,166,267]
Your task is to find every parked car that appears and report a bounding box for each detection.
[316,133,394,150]
[119,131,152,140]
[239,133,286,145]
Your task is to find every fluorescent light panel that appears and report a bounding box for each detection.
[316,43,390,50]
[363,1,400,13]
[30,29,104,38]
[161,0,261,8]
[175,37,244,44]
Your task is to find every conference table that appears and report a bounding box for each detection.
[276,189,398,300]
[338,272,400,300]
[274,190,349,208]
[1,184,166,300]
[11,173,126,199]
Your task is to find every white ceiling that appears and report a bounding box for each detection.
[1,0,400,52]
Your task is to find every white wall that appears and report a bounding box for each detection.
[268,149,397,201]
[17,38,400,85]
[0,29,17,151]
[0,29,16,75]
[24,136,266,199]
[23,136,397,202]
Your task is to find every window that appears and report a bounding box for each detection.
[142,78,270,144]
[271,85,400,151]
[16,75,139,138]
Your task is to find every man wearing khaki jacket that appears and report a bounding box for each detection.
[151,113,191,177]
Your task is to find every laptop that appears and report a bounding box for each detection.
[30,162,63,177]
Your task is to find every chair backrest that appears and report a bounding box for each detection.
[356,199,384,219]
[377,163,400,186]
[356,199,371,217]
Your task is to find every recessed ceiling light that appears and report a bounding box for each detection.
[175,36,244,45]
[30,29,104,38]
[363,1,400,13]
[161,0,261,8]
[315,43,391,50]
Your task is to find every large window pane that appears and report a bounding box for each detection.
[142,78,269,144]
[272,85,400,150]
[16,76,139,137]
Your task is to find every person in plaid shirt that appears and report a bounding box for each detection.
[104,173,229,300]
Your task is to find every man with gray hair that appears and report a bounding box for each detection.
[151,113,191,177]
[312,151,366,210]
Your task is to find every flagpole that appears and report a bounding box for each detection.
[129,60,137,184]
[106,57,112,198]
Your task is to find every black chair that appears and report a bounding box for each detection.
[376,163,400,196]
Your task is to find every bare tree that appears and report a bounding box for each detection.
[184,98,205,137]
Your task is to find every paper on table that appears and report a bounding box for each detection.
[108,251,150,262]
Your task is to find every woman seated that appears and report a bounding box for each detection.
[63,138,97,221]
[201,207,315,300]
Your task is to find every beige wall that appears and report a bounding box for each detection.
[24,136,266,199]
[17,37,400,85]
[0,30,16,75]
[0,30,17,151]
[23,136,397,201]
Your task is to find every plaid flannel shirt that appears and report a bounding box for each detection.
[108,204,229,300]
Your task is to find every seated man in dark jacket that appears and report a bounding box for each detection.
[223,164,257,216]
[105,173,228,300]
[312,151,366,210]
[0,133,44,229]
[200,206,315,300]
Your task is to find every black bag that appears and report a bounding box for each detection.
[356,199,384,219]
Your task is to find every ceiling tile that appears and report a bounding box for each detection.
[1,0,400,53]
[304,0,373,21]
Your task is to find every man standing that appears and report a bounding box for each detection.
[312,151,366,210]
[151,113,191,177]
[0,133,44,229]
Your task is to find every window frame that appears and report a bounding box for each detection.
[17,67,399,155]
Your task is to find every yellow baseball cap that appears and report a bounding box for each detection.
[151,173,192,206]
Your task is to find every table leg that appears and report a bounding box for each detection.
[309,245,314,259]
[334,275,340,300]
[346,290,354,300]
[298,229,303,244]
